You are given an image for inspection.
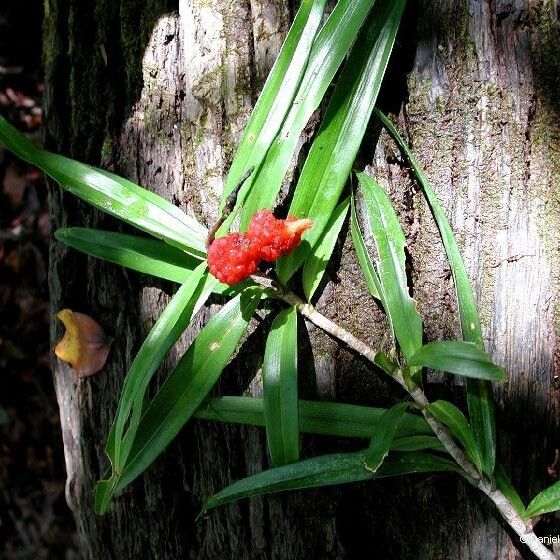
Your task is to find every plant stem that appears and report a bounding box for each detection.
[264,282,555,560]
[206,166,255,247]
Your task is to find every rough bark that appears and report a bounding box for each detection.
[44,0,560,559]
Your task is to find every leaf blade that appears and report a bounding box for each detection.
[56,228,201,283]
[364,402,409,472]
[350,193,382,299]
[302,197,349,300]
[276,0,406,281]
[0,116,207,256]
[426,400,482,472]
[495,463,526,518]
[375,109,497,477]
[112,263,215,472]
[390,435,445,453]
[355,172,423,365]
[263,308,300,466]
[115,287,263,494]
[526,481,560,518]
[55,227,239,294]
[95,265,217,514]
[409,341,506,382]
[220,0,327,208]
[237,0,383,232]
[194,396,434,440]
[202,450,458,512]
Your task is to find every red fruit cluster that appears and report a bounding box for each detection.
[207,210,313,285]
[207,233,260,286]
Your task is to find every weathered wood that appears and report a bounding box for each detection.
[44,0,560,558]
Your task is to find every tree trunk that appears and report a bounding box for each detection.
[44,1,560,558]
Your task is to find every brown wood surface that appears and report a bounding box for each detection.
[44,1,560,558]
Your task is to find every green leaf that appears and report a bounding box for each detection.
[466,380,496,476]
[374,108,497,477]
[220,0,327,209]
[95,287,263,514]
[0,116,207,257]
[111,263,215,474]
[96,268,217,514]
[236,0,385,232]
[408,341,506,382]
[426,400,482,472]
[55,227,240,295]
[526,480,560,517]
[354,172,423,367]
[350,193,381,299]
[364,402,409,472]
[0,405,8,425]
[390,435,445,453]
[263,308,299,466]
[374,109,483,347]
[56,228,201,282]
[302,197,349,300]
[194,396,434,440]
[494,463,526,518]
[202,450,458,512]
[276,0,406,282]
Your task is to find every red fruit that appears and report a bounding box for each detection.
[247,209,313,261]
[207,210,313,285]
[207,233,259,285]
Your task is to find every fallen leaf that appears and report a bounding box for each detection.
[54,309,111,377]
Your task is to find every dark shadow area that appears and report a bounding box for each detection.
[0,1,80,557]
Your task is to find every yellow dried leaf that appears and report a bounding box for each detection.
[54,309,111,377]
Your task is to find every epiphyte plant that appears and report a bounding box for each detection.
[0,0,558,558]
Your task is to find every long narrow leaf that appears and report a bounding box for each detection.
[350,192,382,299]
[0,116,207,257]
[95,288,262,513]
[355,172,423,366]
[55,227,238,294]
[234,0,381,232]
[409,341,506,382]
[302,197,349,300]
[374,109,483,346]
[426,400,482,472]
[220,0,327,208]
[364,402,408,472]
[202,450,458,512]
[390,435,445,453]
[0,405,8,425]
[467,381,496,476]
[56,228,201,283]
[194,396,433,439]
[276,0,406,282]
[96,267,217,513]
[495,463,526,517]
[375,109,497,477]
[111,263,215,473]
[263,308,299,465]
[118,287,263,487]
